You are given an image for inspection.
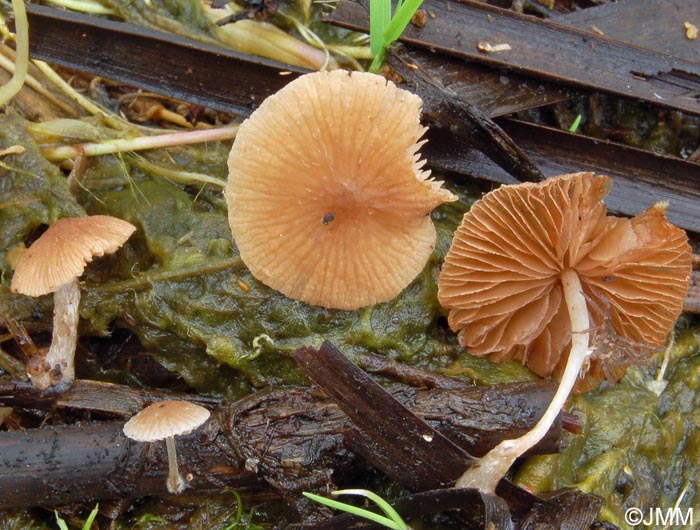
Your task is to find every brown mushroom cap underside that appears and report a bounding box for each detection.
[123,400,211,442]
[438,172,692,391]
[226,70,456,310]
[10,215,137,297]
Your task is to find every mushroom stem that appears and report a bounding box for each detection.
[165,435,185,494]
[31,278,80,389]
[455,268,591,493]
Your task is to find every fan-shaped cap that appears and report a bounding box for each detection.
[226,70,456,310]
[438,172,692,390]
[11,215,136,297]
[123,400,211,442]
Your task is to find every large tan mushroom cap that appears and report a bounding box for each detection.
[438,172,692,391]
[226,70,456,310]
[123,400,211,442]
[11,215,137,297]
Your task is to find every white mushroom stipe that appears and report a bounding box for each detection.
[42,278,80,387]
[455,269,590,493]
[165,436,185,494]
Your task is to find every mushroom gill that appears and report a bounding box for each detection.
[439,172,690,390]
[438,172,692,492]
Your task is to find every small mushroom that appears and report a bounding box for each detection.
[226,69,456,310]
[438,172,692,493]
[10,215,136,388]
[123,400,211,494]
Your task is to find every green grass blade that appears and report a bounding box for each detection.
[569,114,582,133]
[334,489,409,529]
[369,51,385,72]
[302,492,404,530]
[370,0,392,57]
[54,512,70,530]
[383,0,423,43]
[82,504,99,530]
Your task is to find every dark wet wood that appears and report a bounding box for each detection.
[312,488,509,530]
[557,0,700,62]
[329,0,700,115]
[381,44,570,118]
[520,489,604,530]
[311,487,608,530]
[423,119,700,234]
[0,376,565,509]
[0,413,259,509]
[293,341,540,521]
[393,382,564,458]
[26,4,307,118]
[293,342,477,491]
[385,47,543,182]
[0,378,219,415]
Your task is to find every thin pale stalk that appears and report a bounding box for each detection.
[0,0,28,106]
[129,155,226,188]
[455,268,590,493]
[43,126,239,162]
[165,436,185,493]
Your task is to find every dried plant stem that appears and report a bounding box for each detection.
[43,126,239,162]
[455,268,590,493]
[44,0,116,15]
[0,47,77,115]
[32,60,128,130]
[0,0,28,106]
[327,45,373,60]
[129,155,225,188]
[209,14,335,71]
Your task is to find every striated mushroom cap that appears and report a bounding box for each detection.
[438,172,692,391]
[226,70,456,310]
[123,400,211,443]
[11,215,136,297]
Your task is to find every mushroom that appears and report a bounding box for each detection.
[10,215,136,389]
[123,400,211,494]
[226,69,456,310]
[438,172,692,493]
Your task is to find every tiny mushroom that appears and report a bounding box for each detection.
[226,69,457,310]
[123,400,211,494]
[10,215,136,389]
[438,172,692,493]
